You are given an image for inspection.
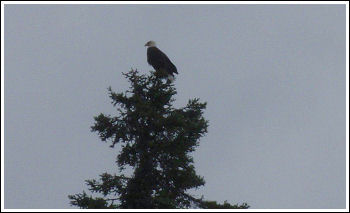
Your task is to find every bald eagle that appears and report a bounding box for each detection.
[145,41,178,82]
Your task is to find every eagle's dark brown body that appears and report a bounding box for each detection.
[147,46,178,79]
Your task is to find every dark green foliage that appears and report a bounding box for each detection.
[68,70,249,209]
[68,191,116,209]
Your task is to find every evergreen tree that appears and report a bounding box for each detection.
[68,70,249,209]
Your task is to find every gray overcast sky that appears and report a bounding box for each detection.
[4,4,346,209]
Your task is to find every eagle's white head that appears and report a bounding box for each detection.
[144,40,156,47]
